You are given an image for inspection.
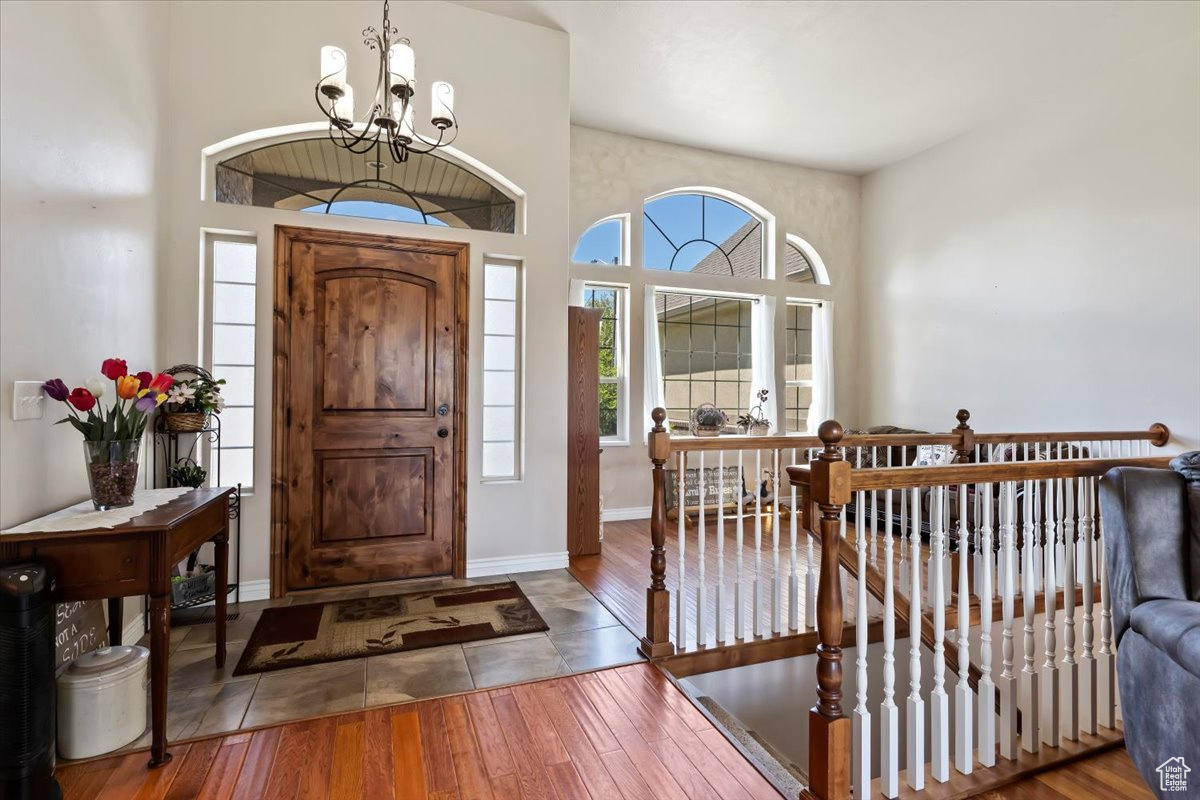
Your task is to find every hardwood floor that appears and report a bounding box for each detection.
[54,662,782,799]
[971,747,1152,800]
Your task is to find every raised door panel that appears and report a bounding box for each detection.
[317,451,431,542]
[320,274,431,412]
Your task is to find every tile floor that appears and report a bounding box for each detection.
[112,569,642,751]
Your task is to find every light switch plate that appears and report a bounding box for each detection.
[12,381,46,421]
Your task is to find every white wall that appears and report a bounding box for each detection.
[0,1,167,526]
[158,1,570,587]
[859,29,1200,452]
[571,126,861,512]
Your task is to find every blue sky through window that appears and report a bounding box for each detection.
[644,194,754,271]
[302,200,449,226]
[573,218,623,264]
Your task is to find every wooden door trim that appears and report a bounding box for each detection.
[271,225,469,597]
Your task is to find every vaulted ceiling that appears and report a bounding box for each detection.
[453,0,1198,174]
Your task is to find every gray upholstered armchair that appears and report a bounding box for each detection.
[1100,452,1200,797]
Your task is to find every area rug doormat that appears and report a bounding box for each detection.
[233,581,548,675]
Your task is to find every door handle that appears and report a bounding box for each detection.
[437,403,450,416]
[437,428,450,439]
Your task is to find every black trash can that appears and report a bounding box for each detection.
[0,563,62,800]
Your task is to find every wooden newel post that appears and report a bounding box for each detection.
[953,408,974,464]
[640,408,675,659]
[807,420,852,800]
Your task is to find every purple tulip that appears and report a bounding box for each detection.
[42,378,69,402]
[134,394,159,413]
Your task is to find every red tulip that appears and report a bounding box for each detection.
[147,372,174,394]
[135,371,153,387]
[67,388,97,412]
[100,358,128,380]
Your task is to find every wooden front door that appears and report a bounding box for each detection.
[273,226,467,592]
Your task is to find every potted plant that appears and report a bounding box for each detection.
[43,359,172,509]
[690,403,728,437]
[162,368,226,432]
[738,389,772,436]
[168,459,208,488]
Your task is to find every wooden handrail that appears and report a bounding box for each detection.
[789,456,1172,493]
[668,432,960,452]
[974,422,1169,446]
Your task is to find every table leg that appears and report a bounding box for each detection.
[147,592,172,768]
[107,597,122,646]
[215,528,228,668]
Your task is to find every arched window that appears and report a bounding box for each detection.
[643,192,764,277]
[213,136,517,232]
[784,234,830,285]
[572,215,628,265]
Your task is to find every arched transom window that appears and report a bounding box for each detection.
[215,137,517,232]
[643,193,763,277]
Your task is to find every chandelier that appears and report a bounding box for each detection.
[315,0,457,164]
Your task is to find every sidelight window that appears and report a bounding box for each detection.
[583,284,629,444]
[204,234,257,491]
[481,258,523,480]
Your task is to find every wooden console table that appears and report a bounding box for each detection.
[0,487,234,767]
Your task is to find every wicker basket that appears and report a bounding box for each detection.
[163,411,208,432]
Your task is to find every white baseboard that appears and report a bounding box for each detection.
[237,579,271,602]
[601,505,651,522]
[466,551,569,578]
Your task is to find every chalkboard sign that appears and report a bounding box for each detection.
[665,466,746,511]
[55,600,106,674]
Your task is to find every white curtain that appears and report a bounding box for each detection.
[809,300,835,433]
[643,287,666,432]
[568,278,586,306]
[748,296,780,433]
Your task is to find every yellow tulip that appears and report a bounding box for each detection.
[155,392,168,407]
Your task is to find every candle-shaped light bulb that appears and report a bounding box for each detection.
[333,84,354,123]
[431,81,454,127]
[319,46,348,94]
[388,41,415,95]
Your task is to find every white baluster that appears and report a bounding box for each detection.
[1041,479,1060,748]
[870,447,880,570]
[881,467,899,798]
[772,448,782,635]
[978,481,997,767]
[973,446,982,598]
[999,480,1019,760]
[1080,475,1097,735]
[676,452,687,651]
[931,486,950,782]
[1055,446,1066,585]
[853,488,871,800]
[754,449,763,639]
[898,447,908,596]
[1033,465,1044,595]
[955,483,973,774]
[1023,477,1041,753]
[716,451,726,646]
[806,450,817,631]
[1098,504,1117,728]
[840,503,848,611]
[735,449,745,641]
[943,485,953,607]
[906,487,925,790]
[697,452,707,648]
[789,448,799,633]
[1061,475,1078,741]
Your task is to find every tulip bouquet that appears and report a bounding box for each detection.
[43,358,173,441]
[43,358,173,509]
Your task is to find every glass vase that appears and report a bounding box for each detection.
[83,439,141,510]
